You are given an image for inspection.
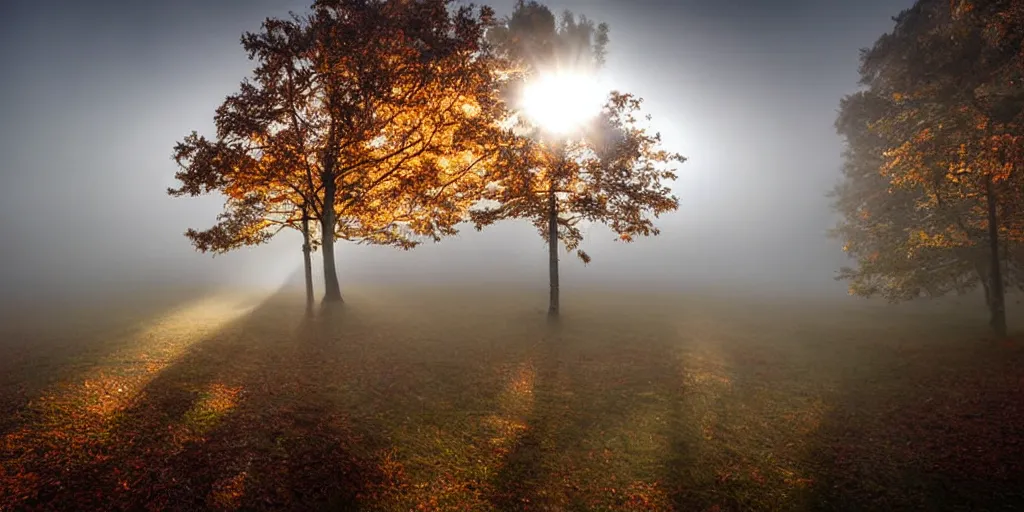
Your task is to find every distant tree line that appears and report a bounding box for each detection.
[834,0,1024,336]
[169,0,684,317]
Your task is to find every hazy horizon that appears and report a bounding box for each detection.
[0,0,915,300]
[4,4,1023,509]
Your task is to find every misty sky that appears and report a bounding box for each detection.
[0,0,914,298]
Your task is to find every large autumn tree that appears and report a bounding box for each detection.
[474,1,684,316]
[833,0,1024,336]
[172,0,513,304]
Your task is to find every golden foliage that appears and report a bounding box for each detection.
[833,0,1024,301]
[170,0,518,255]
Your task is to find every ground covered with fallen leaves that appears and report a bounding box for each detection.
[1,285,1022,511]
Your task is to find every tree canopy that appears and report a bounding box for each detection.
[472,92,682,264]
[473,1,684,315]
[169,0,684,315]
[833,0,1024,334]
[170,0,515,303]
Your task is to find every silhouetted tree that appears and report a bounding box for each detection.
[833,0,1024,336]
[171,0,513,305]
[474,2,684,316]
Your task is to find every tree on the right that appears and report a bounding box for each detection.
[474,1,684,317]
[833,0,1024,336]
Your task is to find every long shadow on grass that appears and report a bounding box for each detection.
[0,286,214,438]
[308,287,557,510]
[652,298,859,511]
[800,315,1024,511]
[7,287,392,511]
[652,299,778,512]
[487,302,685,511]
[662,298,1024,511]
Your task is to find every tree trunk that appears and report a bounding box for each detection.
[547,186,559,317]
[985,175,1007,337]
[981,271,993,310]
[975,260,992,309]
[301,206,315,316]
[321,177,344,304]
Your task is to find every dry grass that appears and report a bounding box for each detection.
[1,284,1022,511]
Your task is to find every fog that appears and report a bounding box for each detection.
[0,0,914,301]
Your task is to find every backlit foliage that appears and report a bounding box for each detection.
[473,2,683,264]
[306,0,514,246]
[169,7,328,253]
[170,0,516,299]
[833,0,1024,304]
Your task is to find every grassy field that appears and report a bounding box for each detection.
[1,284,1022,511]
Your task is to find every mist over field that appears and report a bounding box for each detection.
[2,1,1023,511]
[0,0,910,300]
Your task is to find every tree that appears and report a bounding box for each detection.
[474,2,684,316]
[172,0,513,305]
[833,0,1024,336]
[170,10,327,314]
[832,91,986,301]
[298,0,511,303]
[170,134,323,314]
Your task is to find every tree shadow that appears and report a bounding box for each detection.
[655,298,853,511]
[655,297,1024,511]
[0,285,214,438]
[4,286,393,511]
[3,284,581,511]
[801,316,1024,511]
[300,285,554,510]
[23,287,1016,510]
[487,298,685,510]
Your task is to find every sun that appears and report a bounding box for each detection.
[519,71,607,135]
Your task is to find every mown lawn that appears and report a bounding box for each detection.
[1,285,1022,511]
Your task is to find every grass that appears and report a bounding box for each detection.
[1,284,1022,511]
